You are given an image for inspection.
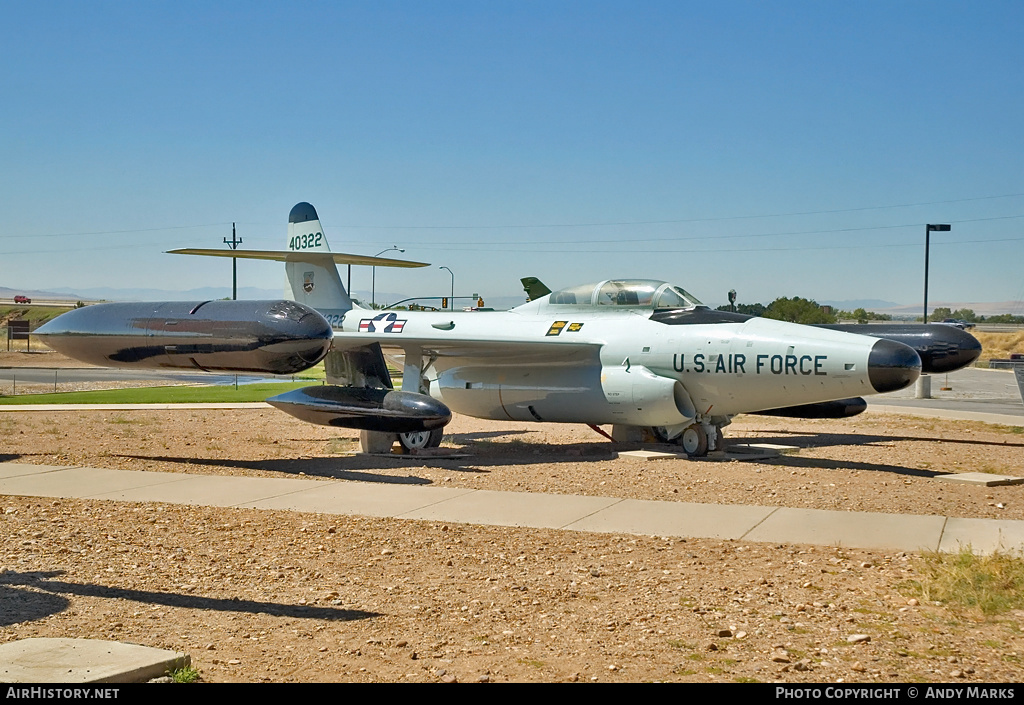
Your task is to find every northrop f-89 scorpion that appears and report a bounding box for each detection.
[38,202,944,457]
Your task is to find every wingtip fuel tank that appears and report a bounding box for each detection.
[267,386,452,432]
[36,300,333,375]
[752,396,869,419]
[822,323,981,374]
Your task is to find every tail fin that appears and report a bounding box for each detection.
[286,203,388,389]
[285,202,353,324]
[521,276,553,301]
[168,201,432,390]
[168,202,429,330]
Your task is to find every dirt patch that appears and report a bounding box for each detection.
[3,409,1022,520]
[2,356,1024,682]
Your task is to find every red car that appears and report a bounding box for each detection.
[14,295,31,304]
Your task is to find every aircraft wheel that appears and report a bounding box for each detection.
[398,428,444,452]
[680,424,708,458]
[714,427,725,452]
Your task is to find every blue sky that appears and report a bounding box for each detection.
[2,1,1022,310]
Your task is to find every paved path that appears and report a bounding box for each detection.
[3,461,1023,556]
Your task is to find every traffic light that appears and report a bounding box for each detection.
[442,297,448,309]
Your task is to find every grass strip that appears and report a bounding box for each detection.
[902,548,1024,616]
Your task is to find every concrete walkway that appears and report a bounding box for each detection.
[3,460,1023,556]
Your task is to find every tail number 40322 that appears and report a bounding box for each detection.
[289,232,323,250]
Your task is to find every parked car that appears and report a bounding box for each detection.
[13,295,31,304]
[939,318,975,330]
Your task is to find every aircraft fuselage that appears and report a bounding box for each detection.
[335,299,919,428]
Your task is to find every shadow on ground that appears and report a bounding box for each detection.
[0,570,377,625]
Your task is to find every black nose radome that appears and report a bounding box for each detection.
[868,339,921,393]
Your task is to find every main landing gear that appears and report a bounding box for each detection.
[651,421,725,458]
[398,428,444,452]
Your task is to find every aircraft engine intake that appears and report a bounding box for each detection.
[599,365,697,427]
[432,364,695,427]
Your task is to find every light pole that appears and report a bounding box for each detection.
[923,224,951,323]
[440,266,454,310]
[372,246,404,308]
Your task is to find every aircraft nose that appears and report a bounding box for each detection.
[868,339,921,393]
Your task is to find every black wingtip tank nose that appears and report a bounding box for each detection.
[868,339,922,393]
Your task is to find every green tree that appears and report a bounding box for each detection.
[715,302,766,316]
[930,307,953,323]
[838,307,894,323]
[764,297,837,324]
[986,313,1024,324]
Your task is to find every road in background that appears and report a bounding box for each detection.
[870,366,1024,419]
[0,367,293,388]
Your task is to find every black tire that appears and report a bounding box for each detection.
[398,428,443,452]
[680,424,708,457]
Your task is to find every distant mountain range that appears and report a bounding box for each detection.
[819,299,901,310]
[864,301,1024,318]
[3,285,1019,316]
[1,285,282,302]
[712,298,1021,318]
[1,284,530,311]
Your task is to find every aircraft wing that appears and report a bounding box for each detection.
[336,326,602,365]
[169,248,429,268]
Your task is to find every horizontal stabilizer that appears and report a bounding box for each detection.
[169,248,429,268]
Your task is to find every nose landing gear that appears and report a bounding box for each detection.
[651,421,724,458]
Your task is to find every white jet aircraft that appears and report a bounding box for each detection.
[167,202,922,456]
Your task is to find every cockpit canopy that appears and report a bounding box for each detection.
[548,279,704,309]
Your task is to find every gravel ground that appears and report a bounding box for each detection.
[2,353,1024,682]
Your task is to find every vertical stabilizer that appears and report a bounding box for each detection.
[285,202,352,326]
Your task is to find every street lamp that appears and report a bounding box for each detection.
[440,266,454,310]
[372,246,404,308]
[923,224,951,323]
